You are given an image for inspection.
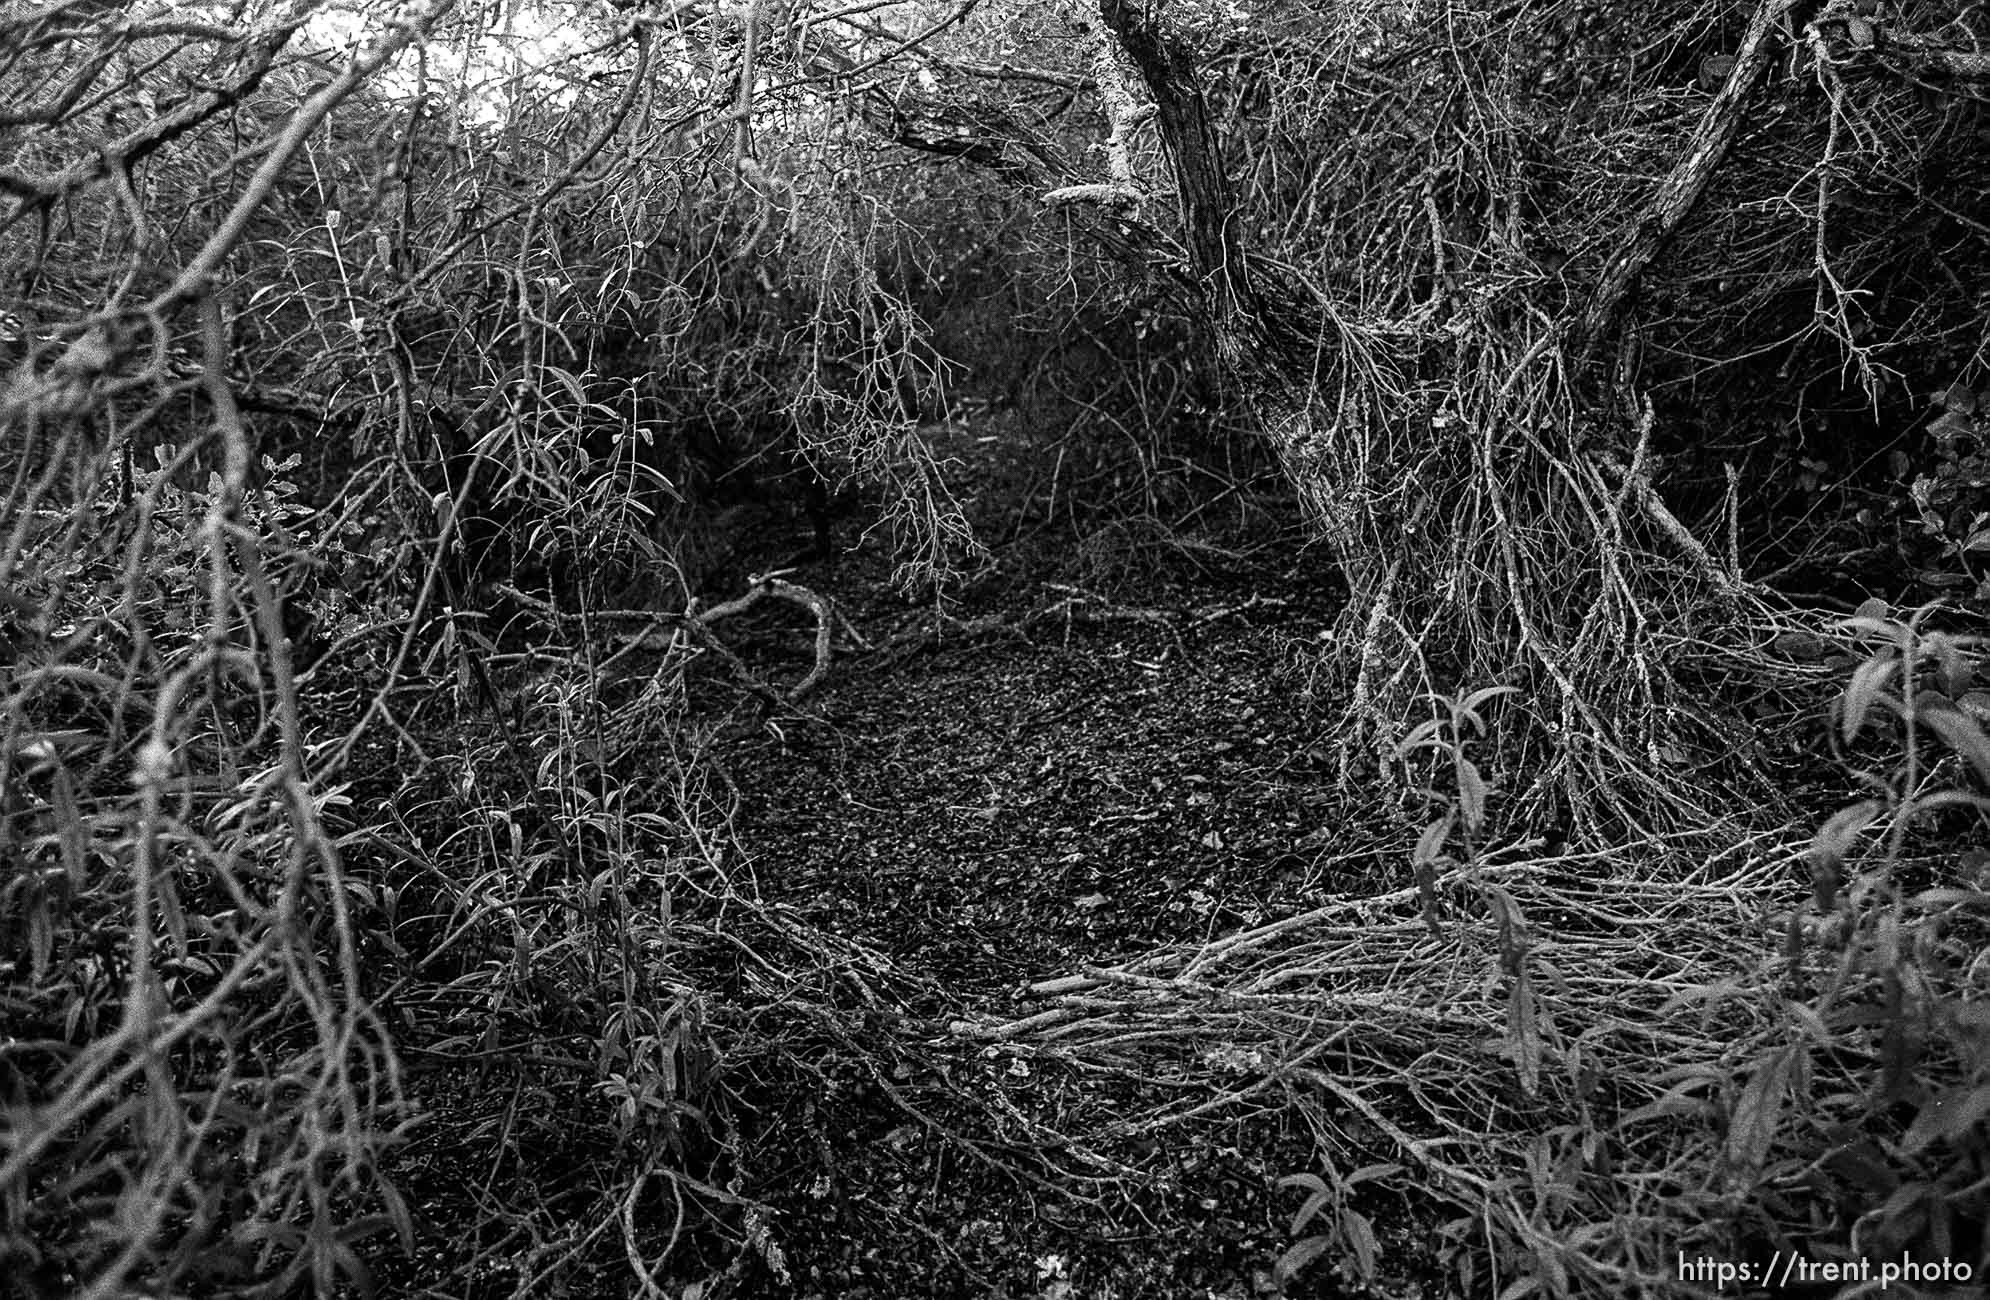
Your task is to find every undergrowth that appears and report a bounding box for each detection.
[6,1,1990,1297]
[969,606,1989,1297]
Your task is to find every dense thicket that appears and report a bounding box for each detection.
[3,1,1987,1296]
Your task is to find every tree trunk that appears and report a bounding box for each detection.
[1095,0,1322,384]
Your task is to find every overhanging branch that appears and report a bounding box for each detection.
[1574,0,1798,355]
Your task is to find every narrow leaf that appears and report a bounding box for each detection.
[1618,1076,1720,1128]
[1459,684,1522,714]
[1929,636,1974,696]
[1822,1139,1899,1196]
[52,765,87,886]
[1902,1085,1990,1155]
[1919,704,1990,788]
[1395,719,1445,757]
[1809,800,1881,909]
[1507,967,1542,1096]
[1458,758,1487,834]
[1416,858,1444,939]
[1414,813,1455,867]
[1842,655,1899,743]
[1341,1209,1380,1281]
[376,1175,416,1253]
[1725,1045,1800,1181]
[1288,1186,1334,1235]
[1273,1234,1334,1286]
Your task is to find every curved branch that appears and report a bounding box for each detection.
[148,0,461,315]
[0,12,312,226]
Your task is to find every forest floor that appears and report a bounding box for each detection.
[701,429,1450,1298]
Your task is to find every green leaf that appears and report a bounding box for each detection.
[1395,718,1446,757]
[1725,1045,1802,1182]
[1416,858,1444,939]
[1919,703,1990,788]
[1841,655,1899,743]
[1821,1139,1898,1196]
[1870,1180,1933,1242]
[1901,1085,1990,1155]
[1487,886,1531,974]
[1273,1234,1334,1286]
[1535,1244,1570,1298]
[1617,1078,1719,1129]
[376,1176,415,1253]
[1458,758,1487,834]
[52,764,87,886]
[1280,1172,1334,1235]
[1507,967,1541,1096]
[1415,813,1455,867]
[1341,1208,1379,1281]
[1927,635,1975,696]
[1459,684,1521,714]
[1809,801,1881,908]
[1770,630,1831,661]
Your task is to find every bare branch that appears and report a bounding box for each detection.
[1575,0,1798,355]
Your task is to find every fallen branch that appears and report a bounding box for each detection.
[491,570,843,703]
[1594,398,1745,600]
[867,584,1188,667]
[699,572,839,701]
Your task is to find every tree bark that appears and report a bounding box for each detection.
[1574,0,1797,355]
[1094,0,1307,379]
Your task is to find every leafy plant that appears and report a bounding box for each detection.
[1274,1158,1402,1291]
[1907,386,1990,604]
[1399,685,1520,902]
[1778,603,1990,1269]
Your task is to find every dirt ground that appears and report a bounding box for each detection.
[703,460,1450,1298]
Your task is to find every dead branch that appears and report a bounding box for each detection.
[1810,6,1990,81]
[1574,0,1798,355]
[0,12,314,216]
[698,572,839,701]
[494,570,842,703]
[866,584,1187,670]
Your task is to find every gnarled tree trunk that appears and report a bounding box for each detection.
[1096,0,1327,385]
